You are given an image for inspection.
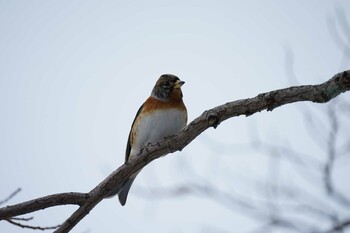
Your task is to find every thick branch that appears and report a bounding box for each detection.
[0,193,88,219]
[55,70,350,232]
[0,70,348,233]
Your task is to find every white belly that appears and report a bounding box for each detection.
[130,108,186,157]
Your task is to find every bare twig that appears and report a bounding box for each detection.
[324,106,338,195]
[10,216,34,221]
[323,105,350,208]
[0,188,21,206]
[5,218,60,231]
[328,7,350,69]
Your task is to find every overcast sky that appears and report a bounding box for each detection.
[0,1,349,232]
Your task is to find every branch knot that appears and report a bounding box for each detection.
[265,92,278,111]
[207,111,220,129]
[340,70,350,88]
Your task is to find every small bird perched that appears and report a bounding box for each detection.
[107,74,187,206]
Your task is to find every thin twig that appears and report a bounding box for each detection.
[10,216,34,221]
[5,218,60,231]
[0,188,21,206]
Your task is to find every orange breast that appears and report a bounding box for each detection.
[143,90,187,113]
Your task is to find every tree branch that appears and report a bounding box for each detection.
[0,70,349,233]
[0,193,88,219]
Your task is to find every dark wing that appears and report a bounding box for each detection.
[125,103,144,162]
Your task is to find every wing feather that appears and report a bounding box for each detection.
[125,104,144,162]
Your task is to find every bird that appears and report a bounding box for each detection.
[106,74,187,206]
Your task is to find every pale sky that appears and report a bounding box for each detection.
[0,1,349,232]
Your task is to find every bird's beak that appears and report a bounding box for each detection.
[174,80,185,89]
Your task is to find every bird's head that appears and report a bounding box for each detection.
[152,74,185,101]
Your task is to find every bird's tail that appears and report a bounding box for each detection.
[118,177,136,206]
[105,172,138,206]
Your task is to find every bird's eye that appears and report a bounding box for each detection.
[161,82,171,88]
